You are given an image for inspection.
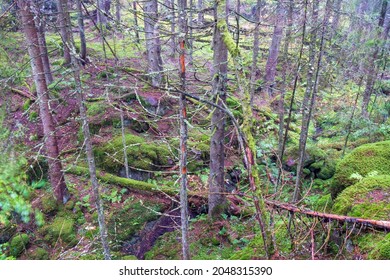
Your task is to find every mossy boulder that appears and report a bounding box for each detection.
[9,233,29,257]
[41,216,77,247]
[41,194,59,215]
[331,141,390,198]
[332,175,390,220]
[30,247,49,260]
[375,233,390,259]
[94,134,172,175]
[354,232,390,260]
[107,198,166,251]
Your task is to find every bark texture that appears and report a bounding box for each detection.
[18,0,69,203]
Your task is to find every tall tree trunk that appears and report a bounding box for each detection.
[178,0,190,260]
[33,0,53,84]
[57,0,71,65]
[212,1,275,257]
[293,0,332,202]
[264,0,285,97]
[133,1,140,43]
[361,0,388,118]
[197,0,204,24]
[208,0,228,219]
[277,0,293,178]
[76,0,87,64]
[249,0,262,106]
[97,0,109,27]
[166,0,176,57]
[18,0,69,203]
[67,40,112,259]
[144,0,163,87]
[115,0,121,22]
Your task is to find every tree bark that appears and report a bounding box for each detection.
[208,0,228,219]
[57,0,71,65]
[361,0,388,118]
[249,0,262,106]
[33,0,53,84]
[18,0,69,203]
[178,0,190,260]
[264,0,285,97]
[197,0,204,24]
[144,0,163,87]
[68,37,112,260]
[294,0,332,202]
[97,0,109,27]
[76,0,87,64]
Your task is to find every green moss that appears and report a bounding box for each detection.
[94,134,171,173]
[376,233,390,259]
[354,232,390,259]
[41,216,76,246]
[30,247,49,260]
[144,231,181,260]
[86,102,109,117]
[41,194,59,215]
[230,235,265,260]
[9,233,29,257]
[332,175,390,220]
[107,198,165,251]
[122,255,138,260]
[332,141,390,197]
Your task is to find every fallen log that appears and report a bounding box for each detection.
[265,200,390,231]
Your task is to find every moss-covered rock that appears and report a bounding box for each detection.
[376,233,390,259]
[94,134,172,174]
[9,233,29,257]
[331,141,390,197]
[30,247,49,260]
[41,216,77,247]
[332,175,390,220]
[41,194,59,215]
[107,198,166,251]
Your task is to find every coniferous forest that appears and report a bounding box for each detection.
[0,0,390,260]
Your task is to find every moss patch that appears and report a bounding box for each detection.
[332,175,390,220]
[9,233,29,257]
[94,134,171,173]
[107,197,165,251]
[332,141,390,197]
[30,247,49,260]
[41,216,77,247]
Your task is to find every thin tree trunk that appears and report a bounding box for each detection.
[197,0,204,24]
[76,0,87,64]
[208,0,228,219]
[294,0,332,202]
[166,0,176,57]
[57,0,71,64]
[18,0,69,203]
[133,1,140,43]
[144,0,163,87]
[249,0,262,106]
[361,0,388,118]
[178,0,190,260]
[264,0,285,97]
[68,39,112,260]
[115,0,121,22]
[97,0,108,27]
[276,0,293,188]
[276,0,308,191]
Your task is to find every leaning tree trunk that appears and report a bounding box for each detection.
[18,0,69,203]
[144,0,163,87]
[178,0,190,260]
[208,0,228,219]
[264,0,285,97]
[57,0,71,65]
